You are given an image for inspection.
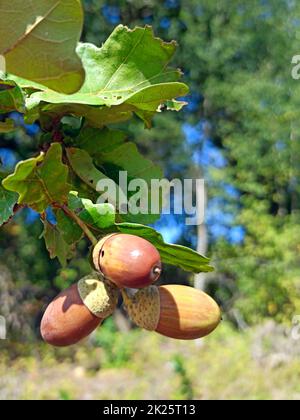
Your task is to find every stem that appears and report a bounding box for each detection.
[121,289,130,306]
[58,204,98,246]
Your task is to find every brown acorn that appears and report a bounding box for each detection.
[41,273,119,347]
[93,234,162,289]
[123,284,221,340]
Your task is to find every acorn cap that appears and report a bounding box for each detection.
[122,286,160,331]
[78,272,119,319]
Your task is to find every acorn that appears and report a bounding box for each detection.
[41,273,119,347]
[122,285,221,340]
[93,234,162,289]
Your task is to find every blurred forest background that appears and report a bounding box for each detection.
[1,0,300,400]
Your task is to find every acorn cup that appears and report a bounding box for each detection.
[122,284,221,340]
[40,272,119,347]
[93,234,162,289]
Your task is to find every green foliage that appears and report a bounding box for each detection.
[181,0,300,322]
[55,209,83,245]
[66,147,110,192]
[172,354,194,400]
[3,143,71,213]
[214,215,300,324]
[93,317,137,368]
[68,191,115,230]
[58,389,73,401]
[0,119,15,133]
[74,126,164,224]
[0,79,25,113]
[0,172,18,226]
[42,220,74,267]
[0,0,84,93]
[22,25,188,128]
[0,6,210,275]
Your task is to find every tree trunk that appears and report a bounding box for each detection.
[194,179,208,291]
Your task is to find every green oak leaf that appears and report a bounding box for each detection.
[0,79,25,113]
[22,25,189,127]
[67,143,162,225]
[0,119,15,133]
[29,102,135,129]
[115,223,214,274]
[67,148,122,219]
[95,141,163,224]
[75,127,127,155]
[164,99,188,112]
[41,220,72,266]
[75,127,163,188]
[74,127,163,224]
[0,172,18,226]
[66,147,110,190]
[68,191,115,230]
[2,143,71,212]
[0,0,84,94]
[55,209,83,245]
[95,142,163,184]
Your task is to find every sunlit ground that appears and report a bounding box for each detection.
[1,320,300,400]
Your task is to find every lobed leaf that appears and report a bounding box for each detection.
[73,127,163,224]
[75,127,127,155]
[66,147,110,190]
[0,0,84,94]
[55,208,83,245]
[2,143,71,213]
[41,220,72,266]
[20,25,189,126]
[68,191,115,230]
[0,172,18,226]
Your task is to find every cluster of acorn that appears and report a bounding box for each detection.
[41,234,221,347]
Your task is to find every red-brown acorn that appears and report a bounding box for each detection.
[41,274,118,347]
[123,285,222,340]
[93,234,162,289]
